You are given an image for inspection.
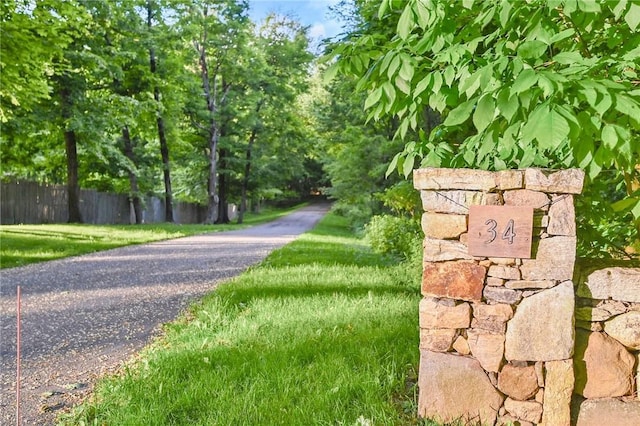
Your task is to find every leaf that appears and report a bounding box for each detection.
[601,124,619,150]
[615,94,640,123]
[364,87,383,110]
[443,99,476,126]
[395,75,410,95]
[553,51,583,65]
[382,81,396,104]
[473,95,495,132]
[413,75,432,99]
[544,110,570,150]
[577,0,601,13]
[460,68,482,98]
[387,54,401,79]
[443,66,455,86]
[463,0,475,9]
[625,2,640,31]
[499,0,513,27]
[537,74,554,98]
[522,106,570,150]
[497,89,519,122]
[549,28,575,44]
[399,57,414,81]
[397,6,414,40]
[322,62,339,83]
[517,40,548,59]
[611,197,638,212]
[378,0,390,19]
[414,0,431,28]
[511,69,537,94]
[386,152,401,177]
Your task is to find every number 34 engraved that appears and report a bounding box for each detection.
[484,218,516,245]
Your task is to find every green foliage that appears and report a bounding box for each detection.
[1,0,325,222]
[376,180,423,218]
[328,0,640,254]
[62,213,422,425]
[365,214,422,261]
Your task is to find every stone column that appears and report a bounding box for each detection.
[414,168,584,426]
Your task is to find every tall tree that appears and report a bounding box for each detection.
[178,0,250,223]
[146,0,175,222]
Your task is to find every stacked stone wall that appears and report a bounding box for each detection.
[411,168,638,426]
[572,260,640,425]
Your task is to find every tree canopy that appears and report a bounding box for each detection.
[327,0,640,256]
[1,0,320,224]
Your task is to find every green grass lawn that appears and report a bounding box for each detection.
[61,213,430,425]
[0,206,301,269]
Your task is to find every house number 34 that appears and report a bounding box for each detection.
[484,218,516,245]
[468,206,533,259]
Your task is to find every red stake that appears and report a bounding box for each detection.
[16,286,21,426]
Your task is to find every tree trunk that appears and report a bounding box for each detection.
[147,2,174,222]
[156,102,174,222]
[216,148,230,224]
[60,86,82,223]
[238,129,256,224]
[64,129,83,223]
[122,125,142,224]
[238,100,263,224]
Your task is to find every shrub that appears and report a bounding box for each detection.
[365,214,422,261]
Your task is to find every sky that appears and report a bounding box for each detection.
[247,0,345,50]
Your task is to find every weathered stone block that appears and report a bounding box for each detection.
[575,398,640,426]
[604,311,640,350]
[540,359,573,426]
[473,303,513,323]
[452,335,470,355]
[418,350,504,425]
[505,280,555,290]
[472,317,507,333]
[419,328,457,352]
[484,286,523,304]
[504,398,543,424]
[487,277,506,287]
[497,363,539,401]
[421,212,467,239]
[419,298,471,329]
[414,168,498,191]
[547,194,576,236]
[423,238,474,262]
[467,328,505,372]
[505,281,574,361]
[495,170,525,190]
[524,168,585,194]
[577,267,640,303]
[574,329,635,398]
[520,236,576,281]
[488,265,521,280]
[420,190,498,214]
[422,261,486,302]
[504,189,550,209]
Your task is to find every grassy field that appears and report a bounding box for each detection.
[0,206,300,269]
[62,213,431,425]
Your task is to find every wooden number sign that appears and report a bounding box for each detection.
[468,205,534,258]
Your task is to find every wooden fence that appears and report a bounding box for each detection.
[0,180,219,225]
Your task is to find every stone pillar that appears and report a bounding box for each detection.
[414,168,584,426]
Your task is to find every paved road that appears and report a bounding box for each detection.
[0,204,329,425]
